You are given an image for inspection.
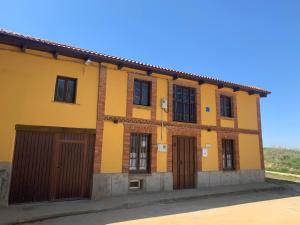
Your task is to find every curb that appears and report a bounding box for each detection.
[7,185,284,225]
[266,170,300,178]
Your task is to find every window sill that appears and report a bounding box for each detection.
[172,120,197,124]
[133,104,151,110]
[51,100,80,106]
[220,116,235,120]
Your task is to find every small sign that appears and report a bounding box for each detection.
[205,107,210,112]
[157,144,167,152]
[202,148,208,157]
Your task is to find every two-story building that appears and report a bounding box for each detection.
[0,30,270,205]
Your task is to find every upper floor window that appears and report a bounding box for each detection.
[220,95,233,117]
[129,133,150,173]
[173,85,196,123]
[222,139,235,170]
[54,76,77,103]
[133,79,151,106]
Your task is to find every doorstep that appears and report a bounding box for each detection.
[0,182,282,225]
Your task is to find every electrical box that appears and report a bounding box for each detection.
[157,144,167,152]
[161,98,168,110]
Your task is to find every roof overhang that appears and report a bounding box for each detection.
[0,29,271,97]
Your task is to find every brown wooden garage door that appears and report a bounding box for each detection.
[172,136,196,189]
[9,126,95,204]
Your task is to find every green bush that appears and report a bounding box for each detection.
[264,147,300,175]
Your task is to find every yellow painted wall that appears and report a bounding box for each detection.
[237,92,258,130]
[104,68,127,116]
[101,121,124,173]
[156,126,167,172]
[132,108,151,119]
[156,78,168,121]
[220,119,235,128]
[200,84,217,126]
[201,130,219,171]
[239,134,261,169]
[221,87,234,93]
[0,44,99,162]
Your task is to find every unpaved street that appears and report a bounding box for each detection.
[25,186,300,225]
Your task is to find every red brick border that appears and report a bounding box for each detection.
[103,115,260,135]
[216,89,238,128]
[126,72,157,120]
[256,97,265,169]
[217,131,240,171]
[168,79,201,124]
[96,69,265,175]
[94,64,107,173]
[122,123,157,173]
[167,127,201,172]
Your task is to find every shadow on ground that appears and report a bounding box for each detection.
[29,179,300,225]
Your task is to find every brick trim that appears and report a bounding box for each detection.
[168,80,201,124]
[216,89,238,128]
[256,97,265,169]
[94,64,107,173]
[122,123,157,173]
[217,131,240,171]
[126,72,157,120]
[167,127,201,172]
[168,81,173,122]
[103,115,260,135]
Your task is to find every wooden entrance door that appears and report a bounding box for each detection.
[54,133,95,200]
[172,136,196,189]
[9,128,95,204]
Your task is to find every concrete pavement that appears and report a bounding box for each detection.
[0,182,283,225]
[29,186,300,225]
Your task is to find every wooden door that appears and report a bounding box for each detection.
[9,128,95,204]
[9,130,54,204]
[54,133,95,200]
[172,136,196,189]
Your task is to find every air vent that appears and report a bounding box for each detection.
[129,179,142,190]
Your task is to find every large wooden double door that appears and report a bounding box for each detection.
[172,136,196,189]
[9,128,95,204]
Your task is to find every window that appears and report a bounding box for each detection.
[173,85,196,123]
[222,139,235,170]
[220,95,233,117]
[54,76,77,103]
[129,133,150,173]
[133,79,151,106]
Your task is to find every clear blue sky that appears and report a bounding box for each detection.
[1,0,299,149]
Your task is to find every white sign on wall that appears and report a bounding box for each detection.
[202,148,208,157]
[157,144,167,152]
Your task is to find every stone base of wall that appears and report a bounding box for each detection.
[0,162,12,206]
[91,172,173,199]
[197,169,265,188]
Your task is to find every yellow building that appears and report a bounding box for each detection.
[0,30,270,205]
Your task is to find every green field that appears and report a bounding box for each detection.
[264,147,300,175]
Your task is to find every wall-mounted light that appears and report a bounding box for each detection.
[85,58,92,65]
